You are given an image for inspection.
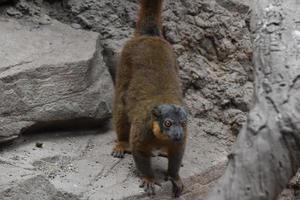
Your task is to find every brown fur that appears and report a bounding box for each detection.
[113,36,184,147]
[135,0,163,36]
[152,121,169,141]
[112,0,187,197]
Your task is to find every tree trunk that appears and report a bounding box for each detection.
[205,0,300,200]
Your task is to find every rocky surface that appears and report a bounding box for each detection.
[2,0,296,200]
[0,125,227,200]
[45,0,253,142]
[277,170,300,200]
[1,175,80,200]
[0,18,113,142]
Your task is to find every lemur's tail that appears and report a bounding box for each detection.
[135,0,164,37]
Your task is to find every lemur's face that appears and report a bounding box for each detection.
[152,104,188,142]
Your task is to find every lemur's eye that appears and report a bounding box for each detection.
[163,120,172,128]
[181,121,187,127]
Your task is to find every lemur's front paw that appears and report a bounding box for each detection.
[170,176,184,197]
[139,177,161,197]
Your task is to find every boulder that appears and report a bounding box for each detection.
[0,18,113,143]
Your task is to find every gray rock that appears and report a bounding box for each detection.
[0,175,80,200]
[38,15,51,25]
[0,18,113,142]
[6,7,22,18]
[215,0,251,14]
[71,23,81,29]
[223,108,247,135]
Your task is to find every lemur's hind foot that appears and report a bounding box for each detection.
[111,141,131,158]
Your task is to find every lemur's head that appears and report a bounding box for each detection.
[151,104,188,142]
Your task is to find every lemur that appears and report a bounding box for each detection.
[111,0,188,197]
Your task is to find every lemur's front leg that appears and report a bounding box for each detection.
[168,145,185,197]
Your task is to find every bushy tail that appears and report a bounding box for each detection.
[135,0,164,37]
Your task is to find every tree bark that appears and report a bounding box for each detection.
[205,0,300,200]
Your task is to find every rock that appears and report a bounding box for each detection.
[15,0,41,16]
[215,0,251,14]
[223,108,247,135]
[0,175,80,200]
[185,90,214,118]
[64,0,90,15]
[6,7,22,18]
[277,169,300,200]
[70,23,81,29]
[0,18,113,143]
[38,14,51,25]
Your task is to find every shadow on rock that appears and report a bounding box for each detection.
[0,118,111,150]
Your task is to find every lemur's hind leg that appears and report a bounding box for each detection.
[112,99,131,158]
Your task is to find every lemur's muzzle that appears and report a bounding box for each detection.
[169,126,184,142]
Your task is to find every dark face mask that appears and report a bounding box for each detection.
[152,104,188,142]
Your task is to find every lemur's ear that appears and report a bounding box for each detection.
[151,106,161,118]
[179,106,188,118]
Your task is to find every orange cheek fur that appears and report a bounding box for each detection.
[152,121,169,140]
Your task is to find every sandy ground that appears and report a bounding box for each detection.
[0,119,229,200]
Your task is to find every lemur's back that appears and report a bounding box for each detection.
[116,36,183,118]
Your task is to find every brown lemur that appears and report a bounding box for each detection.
[111,0,188,197]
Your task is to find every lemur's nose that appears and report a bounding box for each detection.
[173,127,183,141]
